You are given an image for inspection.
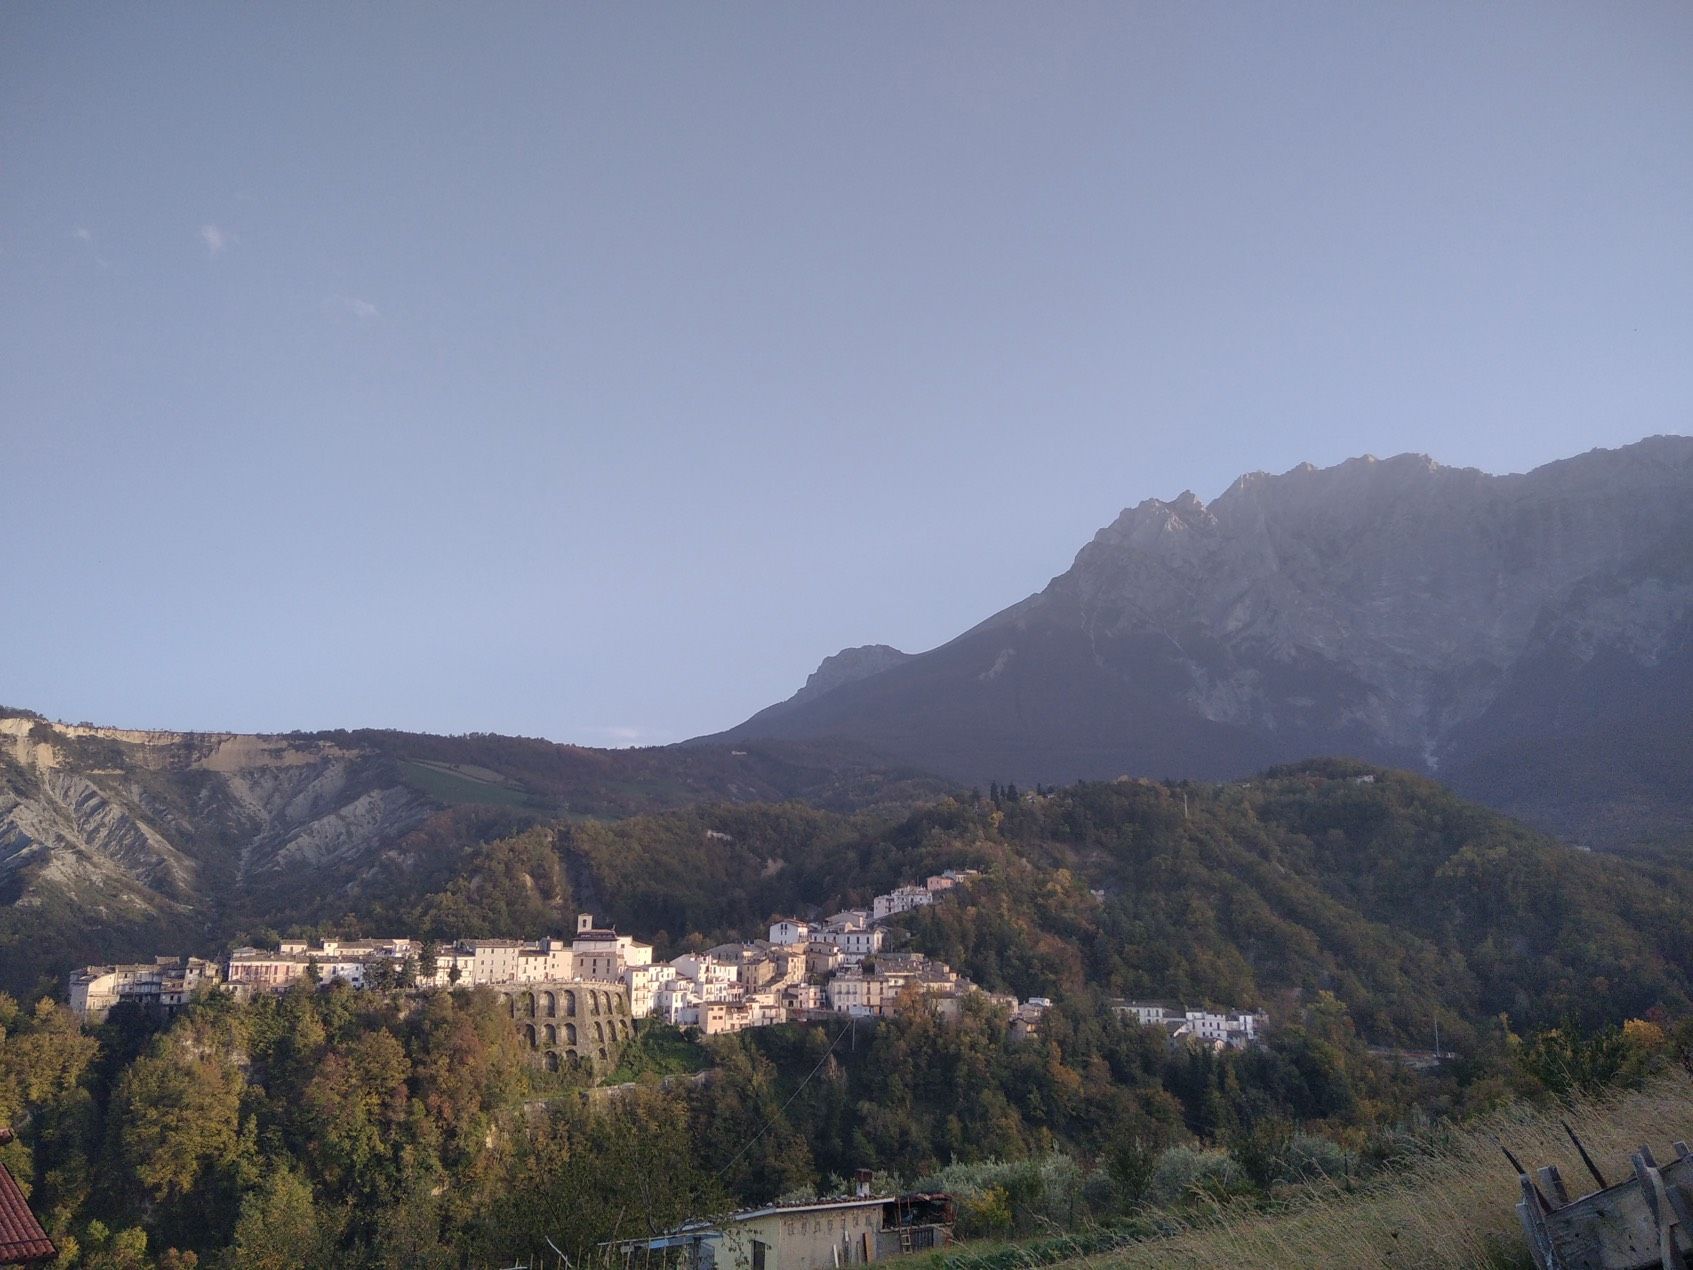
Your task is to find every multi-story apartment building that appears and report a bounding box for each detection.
[68,957,222,1021]
[671,953,739,989]
[822,925,885,963]
[827,970,888,1017]
[571,913,653,982]
[625,962,676,1019]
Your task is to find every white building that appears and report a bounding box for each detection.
[671,952,740,988]
[872,886,935,921]
[744,990,789,1028]
[768,919,812,946]
[625,962,676,1019]
[654,978,702,1026]
[822,925,885,963]
[1112,1000,1266,1050]
[514,938,574,982]
[784,982,825,1012]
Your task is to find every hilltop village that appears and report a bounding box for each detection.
[66,868,1266,1072]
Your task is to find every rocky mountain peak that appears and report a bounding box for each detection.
[789,644,912,706]
[716,436,1693,844]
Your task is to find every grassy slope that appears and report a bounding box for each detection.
[1068,1077,1693,1270]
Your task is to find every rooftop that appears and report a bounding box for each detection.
[0,1136,54,1265]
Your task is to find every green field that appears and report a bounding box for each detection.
[397,759,552,810]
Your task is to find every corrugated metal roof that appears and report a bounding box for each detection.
[0,1157,55,1265]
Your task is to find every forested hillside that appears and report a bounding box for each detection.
[8,761,1693,1264]
[10,753,1693,1042]
[513,762,1693,1042]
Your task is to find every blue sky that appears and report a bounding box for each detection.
[4,3,1690,744]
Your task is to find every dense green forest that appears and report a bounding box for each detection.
[8,761,1693,1264]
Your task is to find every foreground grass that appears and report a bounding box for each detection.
[1069,1075,1693,1270]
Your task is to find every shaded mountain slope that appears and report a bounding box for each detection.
[709,437,1693,845]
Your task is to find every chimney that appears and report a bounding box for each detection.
[577,913,593,934]
[855,1168,872,1199]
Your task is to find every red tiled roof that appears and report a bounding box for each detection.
[0,1158,54,1265]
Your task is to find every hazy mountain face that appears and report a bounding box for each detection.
[716,437,1693,844]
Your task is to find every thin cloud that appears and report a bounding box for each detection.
[72,226,93,242]
[199,224,233,258]
[578,724,668,748]
[326,294,380,322]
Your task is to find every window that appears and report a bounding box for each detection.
[752,1240,766,1270]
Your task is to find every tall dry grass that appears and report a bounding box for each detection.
[1077,1075,1693,1270]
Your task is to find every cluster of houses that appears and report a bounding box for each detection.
[64,872,978,1018]
[65,870,1266,1064]
[1110,999,1267,1050]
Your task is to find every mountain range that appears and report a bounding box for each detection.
[710,436,1693,846]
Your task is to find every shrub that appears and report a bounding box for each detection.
[1145,1146,1244,1207]
[1282,1133,1359,1184]
[916,1155,1086,1235]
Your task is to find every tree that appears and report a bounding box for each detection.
[226,1167,333,1270]
[108,1042,243,1209]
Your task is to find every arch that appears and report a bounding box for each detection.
[567,1051,582,1069]
[542,991,556,1017]
[524,1023,537,1049]
[523,992,536,1018]
[544,1023,557,1045]
[589,990,601,1013]
[508,997,517,1019]
[593,1020,605,1043]
[565,1023,577,1045]
[544,1050,560,1072]
[598,1047,608,1063]
[615,994,626,1014]
[621,1019,632,1040]
[563,989,577,1017]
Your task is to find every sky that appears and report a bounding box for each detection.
[3,3,1691,745]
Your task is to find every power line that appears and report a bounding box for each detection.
[715,1020,853,1180]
